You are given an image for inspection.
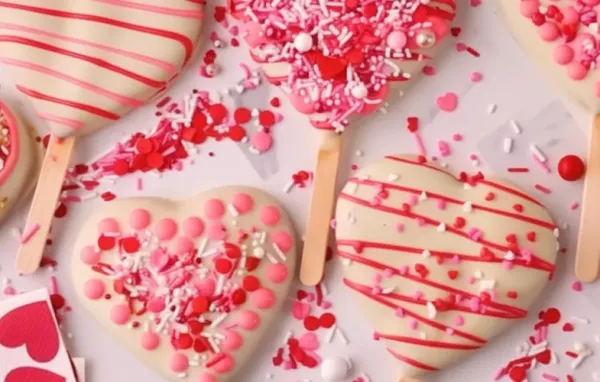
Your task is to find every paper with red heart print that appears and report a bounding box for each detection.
[71,186,297,382]
[0,289,77,381]
[498,0,600,112]
[335,155,559,379]
[0,0,204,137]
[229,0,458,131]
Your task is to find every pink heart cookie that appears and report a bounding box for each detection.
[0,100,41,222]
[498,0,600,112]
[71,187,297,381]
[0,0,204,137]
[335,155,558,379]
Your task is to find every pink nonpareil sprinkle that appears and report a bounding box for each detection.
[413,290,424,300]
[409,319,418,330]
[503,260,514,270]
[571,281,583,292]
[407,195,419,206]
[452,133,463,142]
[446,328,455,336]
[466,276,476,284]
[416,218,426,227]
[454,315,465,326]
[470,71,483,82]
[436,199,447,210]
[396,223,405,233]
[451,255,460,264]
[399,265,409,275]
[438,140,451,157]
[383,268,393,278]
[395,307,404,317]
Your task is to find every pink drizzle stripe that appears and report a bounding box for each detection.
[0,22,176,73]
[0,57,144,107]
[92,0,204,19]
[36,112,84,129]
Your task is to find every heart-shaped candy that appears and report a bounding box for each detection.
[335,155,558,379]
[498,0,600,112]
[230,0,458,132]
[0,100,41,222]
[0,1,204,137]
[71,187,297,381]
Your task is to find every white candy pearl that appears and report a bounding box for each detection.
[321,357,349,382]
[351,83,368,99]
[294,32,313,53]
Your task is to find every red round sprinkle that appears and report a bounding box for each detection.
[484,192,495,201]
[231,289,247,305]
[215,258,232,274]
[121,237,140,254]
[191,296,209,314]
[526,231,536,242]
[50,294,65,310]
[97,235,116,250]
[259,111,276,127]
[113,159,130,176]
[242,275,261,292]
[208,104,227,124]
[512,204,524,213]
[270,97,281,107]
[228,125,246,142]
[557,155,585,181]
[234,108,251,124]
[146,152,165,169]
[506,291,518,299]
[319,313,336,328]
[303,316,320,331]
[135,138,153,154]
[453,216,466,228]
[177,333,193,349]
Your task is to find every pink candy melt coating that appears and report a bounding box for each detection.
[83,279,105,300]
[80,245,101,265]
[267,263,289,283]
[204,198,225,220]
[110,303,131,325]
[129,209,151,230]
[170,236,194,256]
[154,218,178,241]
[232,193,254,213]
[141,332,160,351]
[260,206,281,226]
[237,310,260,330]
[272,231,293,253]
[182,217,205,238]
[252,288,276,309]
[169,353,189,373]
[97,218,119,234]
[210,353,235,374]
[554,45,574,65]
[221,330,243,351]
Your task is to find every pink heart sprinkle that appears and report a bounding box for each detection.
[298,333,320,350]
[436,92,459,112]
[396,223,405,233]
[409,319,418,330]
[455,315,465,326]
[395,308,405,317]
[305,293,315,302]
[470,71,483,82]
[292,302,311,320]
[399,265,409,275]
[436,199,447,210]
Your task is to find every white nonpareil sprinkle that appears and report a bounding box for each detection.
[463,183,472,190]
[553,228,560,238]
[503,137,513,154]
[510,119,522,134]
[479,279,497,291]
[419,332,427,340]
[474,270,484,279]
[437,223,446,233]
[487,103,497,114]
[530,144,547,163]
[421,250,431,258]
[504,251,516,261]
[426,301,437,319]
[381,287,395,295]
[419,191,428,201]
[388,173,400,182]
[463,201,473,213]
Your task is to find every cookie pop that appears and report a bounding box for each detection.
[498,0,600,281]
[0,0,204,274]
[230,0,458,286]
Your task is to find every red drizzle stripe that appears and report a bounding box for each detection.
[348,177,555,230]
[339,252,528,319]
[384,155,543,206]
[0,1,195,64]
[388,349,440,371]
[376,333,481,350]
[0,35,165,88]
[338,193,556,273]
[18,85,120,121]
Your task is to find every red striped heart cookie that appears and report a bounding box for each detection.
[335,155,558,379]
[0,0,204,137]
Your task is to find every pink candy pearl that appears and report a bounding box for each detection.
[553,45,574,65]
[519,0,540,17]
[568,62,588,80]
[386,31,407,49]
[169,353,189,373]
[538,22,560,42]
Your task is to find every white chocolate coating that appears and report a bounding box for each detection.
[335,155,558,379]
[71,187,297,382]
[0,0,204,137]
[498,0,600,112]
[0,100,42,223]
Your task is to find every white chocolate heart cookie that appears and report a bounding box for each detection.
[498,0,600,112]
[71,187,297,382]
[0,100,41,222]
[230,0,457,132]
[0,0,204,137]
[335,155,558,379]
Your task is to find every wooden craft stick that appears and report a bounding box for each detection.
[575,114,600,282]
[15,135,76,274]
[299,131,343,286]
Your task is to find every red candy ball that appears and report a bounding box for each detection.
[557,155,585,181]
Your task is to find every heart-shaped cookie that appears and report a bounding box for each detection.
[72,187,297,382]
[498,0,600,112]
[335,155,558,379]
[230,0,458,130]
[0,100,41,222]
[0,0,204,137]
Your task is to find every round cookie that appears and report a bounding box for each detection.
[0,100,42,223]
[71,187,297,381]
[335,155,558,379]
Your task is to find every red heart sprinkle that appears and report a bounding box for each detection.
[542,308,561,325]
[535,349,551,365]
[447,270,459,280]
[406,117,419,133]
[506,233,517,243]
[562,322,575,332]
[484,192,495,201]
[414,263,429,278]
[508,366,527,382]
[316,55,347,81]
[513,204,524,213]
[297,290,308,301]
[453,216,466,228]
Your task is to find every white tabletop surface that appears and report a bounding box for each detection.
[0,1,599,382]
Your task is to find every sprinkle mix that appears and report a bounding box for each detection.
[0,109,12,173]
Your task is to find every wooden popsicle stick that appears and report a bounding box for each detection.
[299,131,343,286]
[15,135,76,275]
[575,114,600,282]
